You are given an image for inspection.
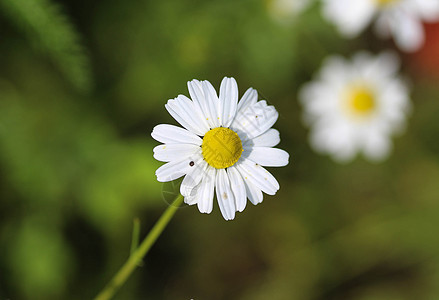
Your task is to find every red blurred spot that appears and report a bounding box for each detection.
[410,22,439,78]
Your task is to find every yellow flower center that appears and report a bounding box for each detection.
[202,127,243,169]
[347,87,376,116]
[376,0,398,6]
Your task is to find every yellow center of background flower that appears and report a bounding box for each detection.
[348,87,376,115]
[202,127,243,169]
[376,0,398,6]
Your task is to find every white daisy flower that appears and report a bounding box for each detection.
[322,0,439,52]
[299,51,411,162]
[152,77,289,220]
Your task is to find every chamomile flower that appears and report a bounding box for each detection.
[152,77,289,220]
[299,51,411,162]
[322,0,439,52]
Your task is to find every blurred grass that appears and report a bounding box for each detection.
[0,0,93,93]
[1,0,439,299]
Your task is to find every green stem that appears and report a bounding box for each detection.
[94,194,184,300]
[130,218,141,257]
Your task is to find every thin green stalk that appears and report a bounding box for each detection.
[94,194,184,300]
[130,218,141,257]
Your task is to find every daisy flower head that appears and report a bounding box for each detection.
[299,51,411,163]
[322,0,439,52]
[152,77,289,220]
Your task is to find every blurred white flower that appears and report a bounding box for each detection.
[152,77,289,220]
[322,0,439,52]
[299,52,411,162]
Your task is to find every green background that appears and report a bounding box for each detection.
[1,0,439,299]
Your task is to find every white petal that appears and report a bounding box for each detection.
[201,80,221,128]
[378,78,411,127]
[227,166,247,212]
[231,100,279,141]
[237,88,258,114]
[236,159,280,195]
[177,95,211,134]
[165,103,198,135]
[155,152,201,182]
[317,55,352,89]
[187,80,206,115]
[184,186,199,205]
[165,96,209,136]
[406,0,439,21]
[299,80,342,125]
[243,147,289,167]
[151,124,202,145]
[390,11,424,52]
[362,131,392,162]
[219,77,239,127]
[180,159,208,197]
[153,144,200,162]
[186,80,214,130]
[245,129,280,147]
[309,122,359,163]
[184,181,201,205]
[177,94,211,130]
[354,51,400,81]
[215,169,236,220]
[243,175,263,205]
[197,166,216,214]
[187,79,204,105]
[322,0,376,37]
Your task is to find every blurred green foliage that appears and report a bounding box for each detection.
[1,0,439,299]
[0,0,92,92]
